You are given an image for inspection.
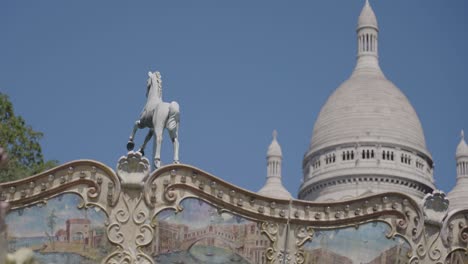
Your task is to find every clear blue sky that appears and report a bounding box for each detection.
[1,1,467,197]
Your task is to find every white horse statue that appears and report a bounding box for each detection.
[127,71,180,168]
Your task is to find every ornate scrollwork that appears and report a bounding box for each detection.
[104,251,133,264]
[261,222,279,263]
[460,226,468,243]
[104,189,154,263]
[426,230,443,262]
[417,242,426,258]
[107,223,125,245]
[409,256,421,264]
[117,151,150,190]
[163,186,177,203]
[261,222,279,243]
[143,165,434,263]
[423,191,449,227]
[135,224,153,247]
[294,226,315,264]
[445,249,468,264]
[295,226,314,247]
[277,250,292,264]
[442,209,468,247]
[6,159,466,264]
[0,160,121,209]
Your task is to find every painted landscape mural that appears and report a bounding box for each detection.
[5,193,113,264]
[302,222,411,264]
[152,198,269,264]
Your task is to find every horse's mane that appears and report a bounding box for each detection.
[154,71,162,99]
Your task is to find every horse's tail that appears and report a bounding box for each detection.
[169,101,180,122]
[166,101,180,133]
[169,101,180,115]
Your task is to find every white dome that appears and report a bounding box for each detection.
[308,72,430,158]
[299,1,435,202]
[308,0,429,159]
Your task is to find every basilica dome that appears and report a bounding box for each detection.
[309,70,430,159]
[299,0,435,201]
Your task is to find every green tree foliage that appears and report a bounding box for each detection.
[0,93,57,182]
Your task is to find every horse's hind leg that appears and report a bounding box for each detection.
[172,137,179,164]
[169,125,179,164]
[127,120,141,150]
[138,129,153,156]
[153,127,164,169]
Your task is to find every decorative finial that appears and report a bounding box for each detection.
[462,130,465,140]
[273,130,278,141]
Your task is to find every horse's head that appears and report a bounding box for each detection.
[147,71,162,99]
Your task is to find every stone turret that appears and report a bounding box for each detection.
[448,130,468,210]
[354,0,382,76]
[258,130,292,199]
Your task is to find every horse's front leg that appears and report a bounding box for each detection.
[138,129,153,156]
[127,120,141,151]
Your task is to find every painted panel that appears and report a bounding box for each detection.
[152,198,270,264]
[5,193,114,264]
[302,222,410,264]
